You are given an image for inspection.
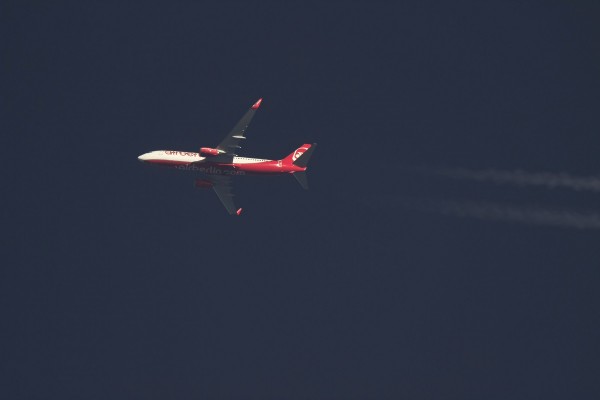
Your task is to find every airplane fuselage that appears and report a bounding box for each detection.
[137,98,315,215]
[138,150,306,176]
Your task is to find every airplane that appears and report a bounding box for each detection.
[137,98,317,215]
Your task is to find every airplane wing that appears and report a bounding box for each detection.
[210,176,240,215]
[216,98,262,155]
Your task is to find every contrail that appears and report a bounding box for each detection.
[413,167,600,192]
[390,196,600,230]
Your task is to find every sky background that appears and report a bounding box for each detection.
[2,1,600,399]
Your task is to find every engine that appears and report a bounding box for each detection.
[200,147,221,156]
[194,179,213,189]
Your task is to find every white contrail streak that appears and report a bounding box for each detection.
[416,167,600,192]
[392,196,600,230]
[432,200,600,229]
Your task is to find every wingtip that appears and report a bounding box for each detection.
[251,98,262,109]
[236,208,243,216]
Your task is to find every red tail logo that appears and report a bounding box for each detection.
[292,148,306,161]
[282,144,311,165]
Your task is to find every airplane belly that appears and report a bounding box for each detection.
[235,161,283,174]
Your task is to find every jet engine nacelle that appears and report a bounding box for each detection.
[200,147,221,156]
[194,179,213,189]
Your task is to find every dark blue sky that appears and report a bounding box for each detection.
[3,2,600,399]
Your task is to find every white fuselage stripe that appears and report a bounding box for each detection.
[141,150,272,164]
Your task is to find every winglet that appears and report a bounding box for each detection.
[236,208,243,216]
[251,98,262,109]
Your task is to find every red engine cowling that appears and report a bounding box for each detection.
[200,147,220,156]
[194,179,213,189]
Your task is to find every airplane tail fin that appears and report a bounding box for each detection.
[281,143,317,167]
[281,143,316,190]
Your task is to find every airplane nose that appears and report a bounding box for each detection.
[138,154,148,162]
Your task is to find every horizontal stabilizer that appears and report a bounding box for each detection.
[293,171,309,190]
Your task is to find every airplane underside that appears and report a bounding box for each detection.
[138,98,316,215]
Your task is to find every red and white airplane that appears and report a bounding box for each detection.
[138,98,317,215]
